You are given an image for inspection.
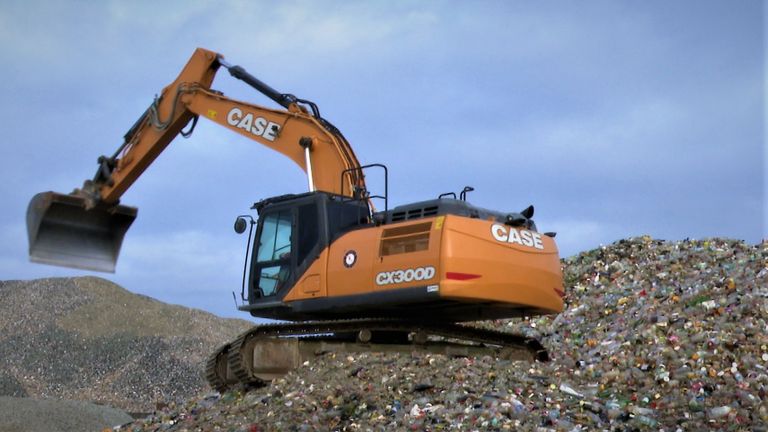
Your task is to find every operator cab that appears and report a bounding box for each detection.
[234,192,369,314]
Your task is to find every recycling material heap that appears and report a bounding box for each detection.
[119,236,767,431]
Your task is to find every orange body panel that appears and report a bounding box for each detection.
[439,215,563,314]
[283,248,329,301]
[326,228,379,297]
[182,89,361,195]
[371,219,442,292]
[279,214,563,318]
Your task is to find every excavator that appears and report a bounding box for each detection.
[26,48,564,391]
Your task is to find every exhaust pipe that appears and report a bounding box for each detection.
[26,192,137,273]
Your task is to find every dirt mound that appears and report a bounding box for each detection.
[118,237,767,430]
[0,396,133,432]
[0,276,253,413]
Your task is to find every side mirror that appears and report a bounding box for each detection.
[234,216,249,234]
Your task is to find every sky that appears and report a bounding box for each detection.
[0,1,764,319]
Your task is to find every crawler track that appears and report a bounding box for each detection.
[204,343,230,392]
[206,319,547,391]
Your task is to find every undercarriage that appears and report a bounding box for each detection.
[205,319,547,391]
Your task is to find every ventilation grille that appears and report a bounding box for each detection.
[390,205,439,222]
[380,222,431,256]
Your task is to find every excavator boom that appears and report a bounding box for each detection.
[26,48,364,272]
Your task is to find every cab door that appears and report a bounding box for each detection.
[249,199,326,304]
[251,209,294,300]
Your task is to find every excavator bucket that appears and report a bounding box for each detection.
[26,192,137,273]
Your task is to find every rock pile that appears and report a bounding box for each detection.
[0,277,253,413]
[118,237,767,431]
[0,396,133,432]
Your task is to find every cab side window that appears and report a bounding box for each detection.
[257,211,292,262]
[255,210,292,297]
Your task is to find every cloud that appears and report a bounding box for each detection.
[536,218,621,258]
[106,0,211,32]
[120,229,241,277]
[0,223,27,276]
[115,228,249,317]
[536,98,687,170]
[207,2,439,59]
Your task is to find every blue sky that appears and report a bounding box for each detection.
[1,1,764,319]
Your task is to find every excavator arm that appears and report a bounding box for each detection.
[95,47,363,203]
[26,48,366,272]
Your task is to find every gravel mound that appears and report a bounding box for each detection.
[0,396,132,432]
[117,237,767,431]
[0,276,253,413]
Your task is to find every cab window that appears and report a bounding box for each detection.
[254,210,293,298]
[258,265,287,296]
[257,211,292,262]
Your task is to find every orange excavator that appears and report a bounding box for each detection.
[26,48,564,390]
